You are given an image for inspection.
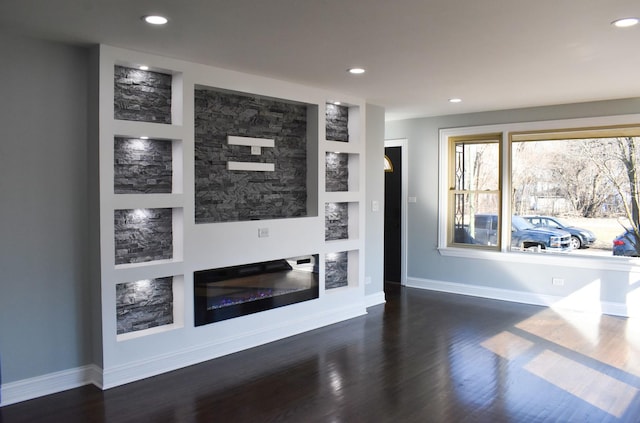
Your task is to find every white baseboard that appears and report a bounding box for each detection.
[365,291,386,308]
[406,277,628,317]
[1,364,101,407]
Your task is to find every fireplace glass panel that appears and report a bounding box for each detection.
[194,256,319,326]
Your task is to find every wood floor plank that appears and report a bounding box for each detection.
[2,285,640,422]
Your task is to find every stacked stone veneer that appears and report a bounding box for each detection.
[326,104,349,142]
[114,137,172,194]
[325,203,348,241]
[116,277,173,334]
[194,89,308,223]
[325,251,348,289]
[326,153,349,192]
[114,66,172,124]
[114,208,173,265]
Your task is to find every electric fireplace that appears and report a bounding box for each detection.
[194,256,319,326]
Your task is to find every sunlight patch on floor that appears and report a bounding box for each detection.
[524,349,638,418]
[480,331,534,360]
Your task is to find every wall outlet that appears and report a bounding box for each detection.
[552,278,564,286]
[258,227,269,238]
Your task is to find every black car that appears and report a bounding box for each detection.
[522,215,596,249]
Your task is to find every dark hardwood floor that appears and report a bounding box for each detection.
[3,284,640,422]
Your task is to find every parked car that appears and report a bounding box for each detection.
[459,214,572,252]
[613,229,640,257]
[522,215,596,249]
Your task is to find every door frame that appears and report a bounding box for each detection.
[385,138,408,285]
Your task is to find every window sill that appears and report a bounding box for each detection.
[437,246,640,272]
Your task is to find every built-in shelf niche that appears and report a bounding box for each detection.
[325,202,359,241]
[114,136,175,194]
[324,250,359,290]
[114,65,172,124]
[116,274,185,341]
[325,152,360,193]
[114,207,183,266]
[326,103,349,142]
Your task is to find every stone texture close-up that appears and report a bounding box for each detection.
[114,66,172,124]
[114,137,172,194]
[116,277,173,334]
[325,104,349,142]
[325,251,348,289]
[325,152,349,192]
[114,208,173,265]
[194,89,308,223]
[325,202,349,241]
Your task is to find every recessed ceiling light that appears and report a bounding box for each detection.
[143,15,168,25]
[139,65,149,71]
[612,17,639,28]
[347,67,366,75]
[140,136,149,140]
[449,98,462,103]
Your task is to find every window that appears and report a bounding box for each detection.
[448,134,501,249]
[512,127,640,257]
[440,118,640,259]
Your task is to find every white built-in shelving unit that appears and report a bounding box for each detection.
[94,45,366,389]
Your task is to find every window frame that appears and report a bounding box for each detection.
[447,133,503,250]
[438,113,640,271]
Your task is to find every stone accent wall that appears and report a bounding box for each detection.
[114,137,172,194]
[326,153,349,192]
[325,202,348,241]
[116,277,173,334]
[326,104,349,142]
[194,88,308,223]
[114,208,173,265]
[325,251,348,289]
[114,66,172,124]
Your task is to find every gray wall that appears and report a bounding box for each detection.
[0,34,91,383]
[364,104,386,297]
[385,98,640,302]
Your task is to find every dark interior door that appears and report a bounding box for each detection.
[384,146,401,283]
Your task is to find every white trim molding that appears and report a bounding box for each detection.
[1,365,101,407]
[406,277,629,317]
[365,291,386,308]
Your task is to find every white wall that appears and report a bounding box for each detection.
[386,98,640,315]
[364,104,385,300]
[0,34,91,383]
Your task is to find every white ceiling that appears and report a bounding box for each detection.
[1,0,639,120]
